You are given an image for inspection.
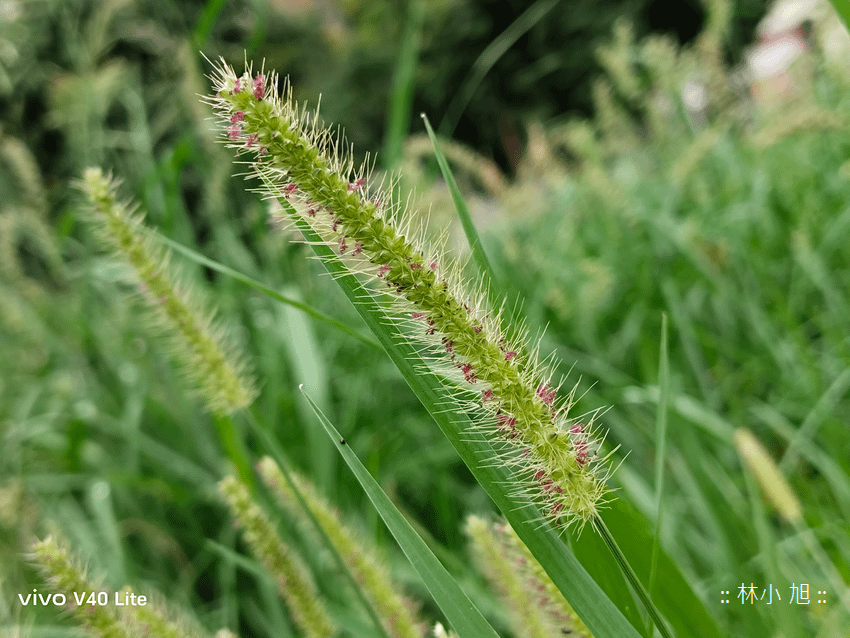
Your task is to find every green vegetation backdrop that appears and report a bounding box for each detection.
[1,0,848,637]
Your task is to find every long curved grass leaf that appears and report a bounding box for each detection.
[193,0,228,47]
[421,114,498,306]
[439,0,560,137]
[289,211,644,638]
[141,225,380,349]
[299,387,501,638]
[245,414,394,638]
[384,0,425,169]
[600,499,724,638]
[650,314,670,598]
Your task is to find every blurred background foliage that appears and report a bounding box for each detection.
[2,0,850,636]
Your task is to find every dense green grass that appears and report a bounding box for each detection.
[2,1,850,637]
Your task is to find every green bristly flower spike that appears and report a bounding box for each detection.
[218,475,336,638]
[80,168,257,416]
[31,537,129,638]
[205,58,613,530]
[466,515,593,637]
[257,456,425,638]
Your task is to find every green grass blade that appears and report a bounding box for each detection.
[752,402,850,520]
[193,0,228,47]
[383,0,425,170]
[600,500,724,638]
[299,386,501,638]
[742,472,800,638]
[289,210,644,638]
[439,0,559,137]
[206,539,295,636]
[779,368,850,472]
[595,518,673,638]
[141,225,380,349]
[245,411,394,638]
[650,314,670,596]
[245,0,269,56]
[277,286,336,492]
[85,479,125,584]
[566,523,649,636]
[421,113,499,310]
[214,413,254,490]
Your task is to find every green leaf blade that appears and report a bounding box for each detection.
[299,386,501,638]
[290,211,645,638]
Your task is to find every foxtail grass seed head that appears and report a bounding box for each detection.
[0,478,31,529]
[595,19,642,103]
[30,537,129,638]
[32,537,208,638]
[80,168,257,415]
[205,58,612,530]
[118,587,209,638]
[465,516,557,638]
[466,516,593,638]
[257,457,425,638]
[734,428,803,524]
[218,475,336,638]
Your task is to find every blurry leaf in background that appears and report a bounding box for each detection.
[2,0,850,636]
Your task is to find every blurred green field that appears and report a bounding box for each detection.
[1,0,849,637]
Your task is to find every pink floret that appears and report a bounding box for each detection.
[253,74,265,100]
[536,384,556,405]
